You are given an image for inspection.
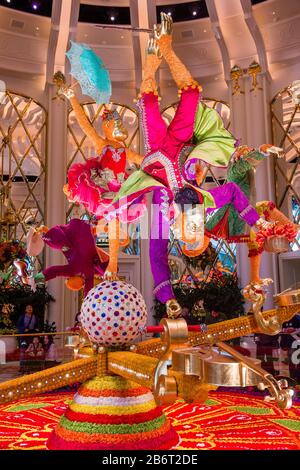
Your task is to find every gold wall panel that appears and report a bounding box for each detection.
[0,91,47,267]
[271,87,300,251]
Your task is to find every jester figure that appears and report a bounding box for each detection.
[105,13,272,317]
[22,219,109,296]
[177,144,298,286]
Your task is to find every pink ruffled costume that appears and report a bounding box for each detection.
[67,146,128,219]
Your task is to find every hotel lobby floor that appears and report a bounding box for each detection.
[0,387,300,450]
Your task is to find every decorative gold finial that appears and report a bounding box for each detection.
[53,71,66,87]
[247,61,262,92]
[230,65,244,96]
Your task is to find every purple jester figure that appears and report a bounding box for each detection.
[26,218,109,297]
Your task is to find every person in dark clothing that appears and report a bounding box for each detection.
[17,304,39,335]
[17,304,40,372]
[280,315,300,384]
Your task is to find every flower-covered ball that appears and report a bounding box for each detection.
[80,280,148,346]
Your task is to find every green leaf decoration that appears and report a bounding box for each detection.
[272,419,300,432]
[6,402,53,412]
[229,406,273,415]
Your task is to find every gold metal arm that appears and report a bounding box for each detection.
[69,95,106,153]
[154,12,198,89]
[140,38,162,95]
[216,341,294,409]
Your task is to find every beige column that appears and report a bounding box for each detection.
[228,70,278,308]
[228,77,251,295]
[244,72,278,306]
[45,85,68,330]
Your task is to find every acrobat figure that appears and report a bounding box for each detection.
[105,13,271,317]
[57,76,143,280]
[23,218,109,296]
[178,144,298,285]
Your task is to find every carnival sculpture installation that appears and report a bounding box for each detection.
[3,14,300,451]
[29,14,292,311]
[103,13,278,317]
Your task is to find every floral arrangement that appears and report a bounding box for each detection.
[0,303,17,335]
[153,269,245,323]
[0,240,27,271]
[256,223,298,249]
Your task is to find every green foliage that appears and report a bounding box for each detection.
[153,269,245,324]
[200,270,245,320]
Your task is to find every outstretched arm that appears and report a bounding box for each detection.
[229,144,284,180]
[58,86,106,153]
[137,39,167,152]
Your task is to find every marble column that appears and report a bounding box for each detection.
[45,85,68,330]
[228,79,251,295]
[244,72,279,307]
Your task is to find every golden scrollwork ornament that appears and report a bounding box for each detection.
[230,64,244,96]
[248,61,263,92]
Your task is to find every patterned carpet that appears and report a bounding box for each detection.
[0,388,300,450]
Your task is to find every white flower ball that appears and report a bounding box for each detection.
[80,281,148,346]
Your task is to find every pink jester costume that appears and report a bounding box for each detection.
[106,88,261,305]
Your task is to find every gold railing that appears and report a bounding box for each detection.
[271,86,300,251]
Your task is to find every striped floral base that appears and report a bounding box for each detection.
[47,375,178,450]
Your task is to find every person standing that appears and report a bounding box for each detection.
[43,335,58,367]
[17,304,39,372]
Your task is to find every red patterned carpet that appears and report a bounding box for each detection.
[0,389,300,450]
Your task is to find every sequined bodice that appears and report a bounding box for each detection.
[100,145,127,174]
[141,145,193,190]
[89,145,128,192]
